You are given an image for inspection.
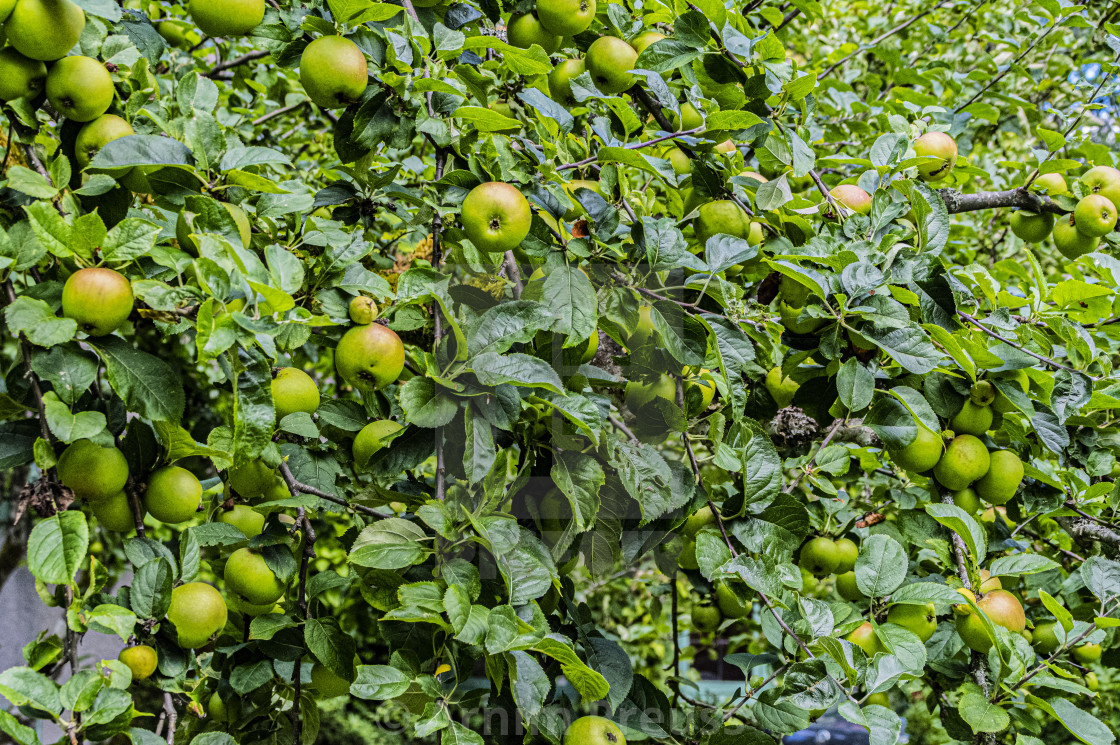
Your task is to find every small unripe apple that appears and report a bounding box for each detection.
[271,367,320,420]
[118,644,158,681]
[166,582,227,649]
[353,419,403,469]
[461,182,532,253]
[224,547,287,605]
[1009,210,1054,243]
[535,0,595,37]
[335,323,405,392]
[585,36,638,96]
[348,296,377,324]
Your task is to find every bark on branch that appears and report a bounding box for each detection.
[939,187,1064,215]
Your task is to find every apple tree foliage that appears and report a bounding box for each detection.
[2,0,1120,744]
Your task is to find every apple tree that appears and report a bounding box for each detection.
[1,0,1120,743]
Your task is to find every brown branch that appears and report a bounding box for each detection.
[204,49,268,77]
[955,18,1061,112]
[278,461,382,516]
[677,378,701,482]
[504,251,524,299]
[252,100,307,127]
[939,187,1064,215]
[940,490,973,588]
[957,310,1099,380]
[163,693,178,745]
[432,149,448,502]
[288,506,317,744]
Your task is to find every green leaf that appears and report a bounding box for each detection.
[86,604,137,642]
[958,692,1009,734]
[0,667,61,716]
[27,512,88,586]
[855,535,907,597]
[92,336,185,422]
[989,553,1060,577]
[399,377,459,428]
[471,352,564,394]
[4,297,76,348]
[42,392,106,443]
[349,518,428,569]
[306,617,357,680]
[351,665,411,700]
[925,503,987,564]
[6,166,57,199]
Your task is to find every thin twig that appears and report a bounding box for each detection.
[288,506,317,744]
[252,100,307,127]
[556,127,704,171]
[677,379,701,483]
[817,0,953,80]
[955,18,1061,112]
[784,418,845,493]
[278,461,382,516]
[205,49,268,77]
[957,310,1099,380]
[432,149,448,502]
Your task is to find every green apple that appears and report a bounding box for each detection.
[507,12,559,54]
[348,296,377,324]
[353,419,403,469]
[5,0,85,61]
[46,55,114,121]
[625,372,676,409]
[1072,643,1102,664]
[74,114,134,169]
[664,146,690,175]
[562,178,605,218]
[92,490,139,531]
[846,621,884,657]
[888,424,942,473]
[1032,621,1060,656]
[0,0,14,20]
[208,692,228,721]
[630,30,665,54]
[833,537,858,574]
[1030,172,1067,196]
[118,644,158,681]
[216,504,264,539]
[228,459,283,499]
[536,0,595,37]
[547,58,584,106]
[271,367,320,420]
[1073,194,1117,237]
[1053,216,1099,259]
[715,582,750,619]
[143,465,203,523]
[562,716,625,745]
[0,46,45,100]
[952,487,982,514]
[829,184,871,215]
[188,0,264,37]
[334,323,405,392]
[949,399,992,436]
[1079,164,1120,212]
[585,36,638,95]
[886,602,937,642]
[779,300,826,334]
[955,589,1024,653]
[62,266,133,336]
[765,366,799,408]
[932,434,989,491]
[166,582,227,649]
[224,547,286,605]
[975,449,1023,505]
[57,439,129,501]
[691,603,721,632]
[694,200,752,244]
[300,36,367,109]
[461,181,531,253]
[681,505,714,538]
[835,571,864,602]
[913,131,957,181]
[800,537,839,577]
[1009,210,1054,243]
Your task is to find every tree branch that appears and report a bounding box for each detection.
[956,310,1099,380]
[278,461,383,517]
[432,149,448,501]
[817,0,953,80]
[205,50,268,77]
[288,506,317,744]
[163,693,178,745]
[939,187,1064,215]
[954,19,1061,112]
[556,126,705,172]
[252,100,307,127]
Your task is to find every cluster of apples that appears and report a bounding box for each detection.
[888,380,1026,516]
[1009,165,1120,259]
